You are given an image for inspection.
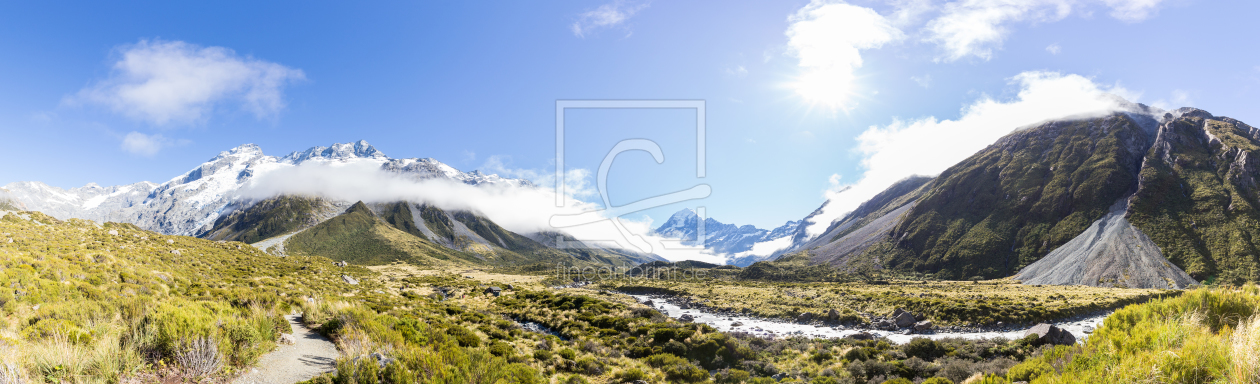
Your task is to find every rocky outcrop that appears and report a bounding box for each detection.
[1127,109,1260,283]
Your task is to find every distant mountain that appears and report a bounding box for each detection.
[262,199,662,267]
[0,187,25,211]
[768,105,1258,288]
[2,140,530,237]
[650,208,800,266]
[4,140,662,268]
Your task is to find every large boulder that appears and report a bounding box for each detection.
[678,314,695,323]
[894,312,917,328]
[845,332,875,340]
[1024,323,1076,345]
[797,312,816,323]
[914,320,934,331]
[875,319,896,330]
[827,309,841,321]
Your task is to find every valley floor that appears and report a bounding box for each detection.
[2,209,1252,384]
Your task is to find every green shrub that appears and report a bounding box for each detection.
[921,378,953,384]
[560,375,589,384]
[489,341,514,357]
[614,367,649,383]
[1005,360,1052,382]
[532,349,553,361]
[446,325,480,348]
[811,351,833,364]
[904,338,947,360]
[645,353,708,382]
[715,368,751,383]
[812,376,840,384]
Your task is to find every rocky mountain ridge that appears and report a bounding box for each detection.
[650,208,800,266]
[2,140,531,237]
[756,105,1256,288]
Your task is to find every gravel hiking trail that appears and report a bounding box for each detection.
[232,315,339,384]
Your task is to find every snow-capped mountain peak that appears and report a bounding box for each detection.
[3,139,533,236]
[282,140,387,164]
[650,208,801,263]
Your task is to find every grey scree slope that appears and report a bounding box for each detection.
[1015,198,1198,289]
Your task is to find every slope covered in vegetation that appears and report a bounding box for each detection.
[0,210,376,382]
[202,195,336,243]
[885,114,1152,280]
[284,201,481,266]
[1010,285,1260,383]
[1127,110,1260,284]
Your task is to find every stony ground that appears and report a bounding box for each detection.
[231,315,338,384]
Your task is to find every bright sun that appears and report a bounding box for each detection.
[793,68,854,111]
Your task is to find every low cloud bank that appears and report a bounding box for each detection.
[803,71,1133,238]
[240,161,721,264]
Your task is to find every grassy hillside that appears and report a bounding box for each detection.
[285,201,652,269]
[452,210,546,252]
[284,202,482,266]
[376,201,430,241]
[1128,114,1260,284]
[9,207,1240,384]
[884,114,1151,280]
[0,210,375,382]
[417,203,459,244]
[1010,285,1260,383]
[0,210,555,383]
[826,176,933,244]
[202,195,333,243]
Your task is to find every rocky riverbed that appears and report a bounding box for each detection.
[627,294,1108,344]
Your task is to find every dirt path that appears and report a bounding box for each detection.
[232,315,339,384]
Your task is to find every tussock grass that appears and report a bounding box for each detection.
[0,211,373,381]
[1017,285,1260,384]
[602,278,1173,326]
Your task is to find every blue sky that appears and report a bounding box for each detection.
[1,0,1258,232]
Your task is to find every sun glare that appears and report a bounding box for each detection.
[793,68,854,111]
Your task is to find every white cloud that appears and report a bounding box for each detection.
[926,0,1074,62]
[241,161,720,263]
[120,131,174,156]
[1046,43,1062,54]
[804,71,1130,237]
[911,74,933,87]
[785,0,904,109]
[1151,89,1193,110]
[730,235,796,259]
[924,0,1164,61]
[1101,0,1165,22]
[71,40,305,125]
[725,65,749,78]
[888,0,937,27]
[571,0,649,38]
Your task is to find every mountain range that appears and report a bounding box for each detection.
[2,140,661,268]
[649,208,800,266]
[748,105,1260,288]
[6,103,1258,288]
